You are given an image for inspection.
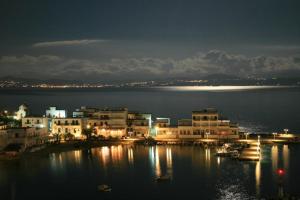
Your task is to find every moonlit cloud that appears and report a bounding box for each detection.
[32,39,109,47]
[0,50,300,81]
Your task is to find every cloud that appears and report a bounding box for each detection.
[0,50,300,81]
[256,45,300,51]
[32,39,108,47]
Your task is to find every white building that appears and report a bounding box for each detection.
[46,107,67,118]
[15,104,28,120]
[22,117,49,130]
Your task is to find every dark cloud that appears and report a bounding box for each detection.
[1,50,299,81]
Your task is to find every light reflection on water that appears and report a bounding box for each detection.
[256,161,261,196]
[157,85,292,92]
[155,147,161,177]
[283,145,289,172]
[166,148,173,178]
[0,144,298,200]
[128,147,134,165]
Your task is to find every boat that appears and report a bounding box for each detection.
[97,184,112,192]
[156,175,171,182]
[215,148,231,157]
[230,150,240,158]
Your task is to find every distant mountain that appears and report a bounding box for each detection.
[1,74,300,87]
[200,73,241,80]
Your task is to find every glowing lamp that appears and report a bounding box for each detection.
[277,168,285,176]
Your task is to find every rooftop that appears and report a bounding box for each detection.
[192,108,218,114]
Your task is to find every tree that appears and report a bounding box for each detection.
[64,132,75,141]
[82,128,92,140]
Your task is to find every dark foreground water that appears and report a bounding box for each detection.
[0,144,299,200]
[0,86,300,133]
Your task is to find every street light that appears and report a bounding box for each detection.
[283,129,289,134]
[272,132,278,140]
[86,124,91,129]
[205,131,210,140]
[244,132,250,141]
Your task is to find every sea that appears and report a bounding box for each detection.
[0,86,300,200]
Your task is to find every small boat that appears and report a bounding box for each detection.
[230,150,240,159]
[156,175,171,182]
[215,148,231,157]
[97,184,112,192]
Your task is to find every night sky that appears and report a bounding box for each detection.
[0,0,300,81]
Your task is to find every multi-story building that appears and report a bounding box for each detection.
[127,112,152,137]
[192,108,238,139]
[46,107,67,118]
[177,119,200,139]
[192,108,219,136]
[21,117,50,131]
[73,106,99,118]
[0,127,48,152]
[154,108,239,140]
[154,118,178,139]
[87,108,128,138]
[51,118,84,139]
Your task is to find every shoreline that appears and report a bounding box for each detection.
[1,136,299,161]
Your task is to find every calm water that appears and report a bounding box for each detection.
[1,86,300,199]
[0,86,300,133]
[0,144,299,200]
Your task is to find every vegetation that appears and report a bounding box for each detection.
[82,128,92,140]
[0,116,21,127]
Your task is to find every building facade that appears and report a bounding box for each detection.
[154,108,239,140]
[22,117,49,130]
[127,112,152,137]
[0,127,48,151]
[46,107,67,118]
[87,108,128,138]
[51,118,83,139]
